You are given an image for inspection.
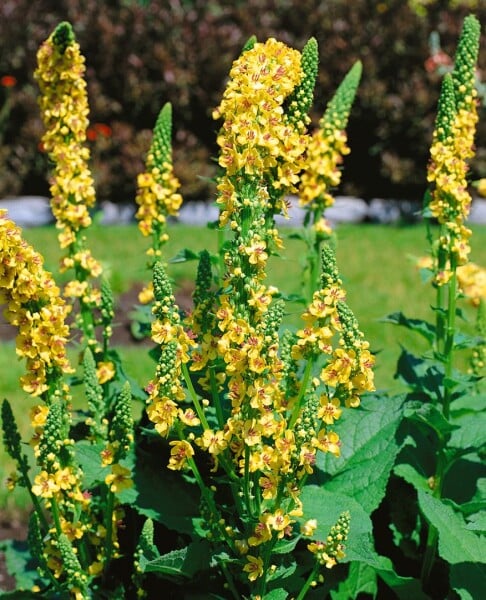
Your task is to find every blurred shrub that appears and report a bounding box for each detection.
[0,0,484,202]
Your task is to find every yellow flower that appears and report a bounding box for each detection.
[301,519,318,537]
[243,554,264,581]
[60,517,84,541]
[96,361,115,384]
[32,471,60,498]
[265,509,292,537]
[198,429,228,455]
[167,440,194,471]
[317,397,342,425]
[313,430,341,457]
[54,467,77,491]
[248,519,272,547]
[105,464,133,493]
[476,178,486,197]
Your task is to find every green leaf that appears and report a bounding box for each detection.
[331,562,377,599]
[267,561,297,582]
[449,411,486,451]
[272,535,300,554]
[450,562,486,600]
[404,402,457,440]
[451,394,486,416]
[394,463,430,492]
[141,540,211,579]
[0,539,44,591]
[316,393,404,513]
[466,511,486,534]
[169,248,199,263]
[264,589,289,600]
[0,593,41,599]
[117,452,199,534]
[394,349,444,394]
[417,490,486,564]
[453,332,483,350]
[382,312,435,344]
[75,440,109,487]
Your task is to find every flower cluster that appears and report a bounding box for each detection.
[293,245,375,412]
[307,511,350,569]
[35,21,103,346]
[0,209,73,396]
[135,103,183,303]
[426,15,480,277]
[299,61,362,236]
[213,37,310,227]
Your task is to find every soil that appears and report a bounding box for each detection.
[0,281,195,592]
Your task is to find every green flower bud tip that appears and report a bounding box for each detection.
[452,15,480,107]
[435,74,457,143]
[151,102,173,166]
[52,21,76,54]
[153,262,174,303]
[285,37,319,129]
[322,60,362,131]
[194,249,213,305]
[28,512,45,563]
[57,533,85,587]
[321,245,340,285]
[101,278,114,316]
[111,382,134,457]
[39,401,66,466]
[1,399,23,462]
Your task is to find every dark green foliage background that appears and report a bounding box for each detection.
[0,0,485,203]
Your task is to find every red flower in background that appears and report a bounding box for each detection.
[87,122,113,141]
[1,75,17,87]
[425,50,452,74]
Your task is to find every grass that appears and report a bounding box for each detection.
[1,221,485,511]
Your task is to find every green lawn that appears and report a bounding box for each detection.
[1,221,485,511]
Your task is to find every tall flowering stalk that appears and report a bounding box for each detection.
[298,61,362,300]
[1,23,136,596]
[420,14,481,585]
[135,102,183,304]
[425,14,480,417]
[144,37,374,597]
[35,22,104,351]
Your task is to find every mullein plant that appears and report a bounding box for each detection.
[140,37,374,598]
[420,13,481,584]
[2,23,136,597]
[385,15,484,595]
[298,61,362,300]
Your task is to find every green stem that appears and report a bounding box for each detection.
[50,495,62,536]
[296,561,320,600]
[182,363,210,430]
[220,560,240,600]
[210,366,225,429]
[420,450,446,586]
[255,537,278,598]
[18,457,50,532]
[243,445,256,519]
[104,488,116,567]
[443,263,457,420]
[185,452,237,554]
[289,359,314,428]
